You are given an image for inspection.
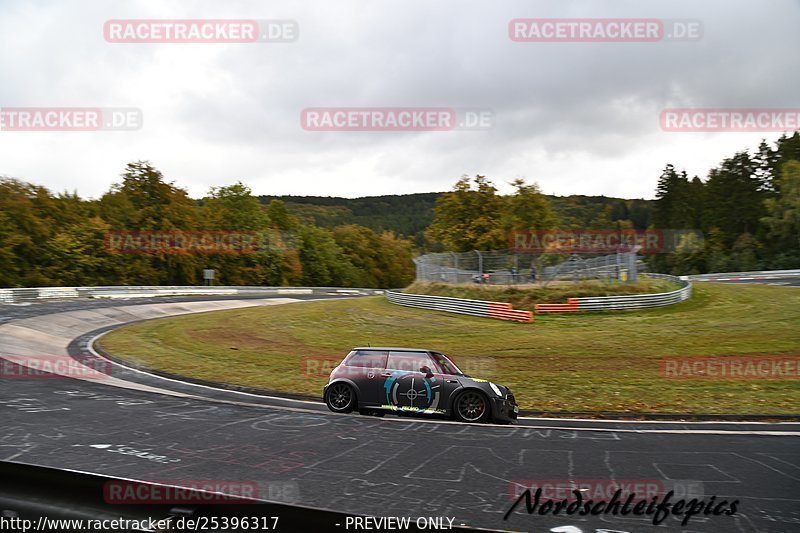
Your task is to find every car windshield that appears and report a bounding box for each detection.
[431,352,464,376]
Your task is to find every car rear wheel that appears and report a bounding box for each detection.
[325,382,356,413]
[453,390,490,423]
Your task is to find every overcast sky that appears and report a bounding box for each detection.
[1,0,798,200]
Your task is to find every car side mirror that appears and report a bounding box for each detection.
[420,365,433,377]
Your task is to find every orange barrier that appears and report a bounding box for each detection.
[488,302,534,323]
[534,298,581,314]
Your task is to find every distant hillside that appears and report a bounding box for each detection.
[258,193,440,246]
[550,195,652,229]
[258,193,653,248]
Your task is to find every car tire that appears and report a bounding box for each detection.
[453,390,491,423]
[325,382,357,413]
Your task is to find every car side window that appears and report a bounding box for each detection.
[386,351,441,373]
[344,350,388,369]
[431,352,461,375]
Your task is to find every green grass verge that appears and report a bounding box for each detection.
[405,276,679,310]
[100,283,800,414]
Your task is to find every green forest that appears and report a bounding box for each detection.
[260,192,652,248]
[1,132,798,288]
[0,163,415,288]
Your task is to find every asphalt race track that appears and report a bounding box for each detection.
[1,296,799,532]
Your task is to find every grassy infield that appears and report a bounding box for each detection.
[403,277,678,308]
[100,280,800,415]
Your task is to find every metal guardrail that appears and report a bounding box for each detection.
[0,286,384,303]
[689,269,800,281]
[555,273,692,312]
[385,291,533,323]
[387,274,690,319]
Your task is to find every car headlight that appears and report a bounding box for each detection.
[489,382,502,397]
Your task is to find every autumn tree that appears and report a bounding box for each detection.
[505,179,557,231]
[427,175,556,251]
[762,160,800,266]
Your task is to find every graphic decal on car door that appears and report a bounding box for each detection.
[381,372,446,414]
[379,350,451,414]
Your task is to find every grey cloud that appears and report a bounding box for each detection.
[0,0,797,199]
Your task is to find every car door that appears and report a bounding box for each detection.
[341,349,387,406]
[429,352,465,413]
[381,351,445,414]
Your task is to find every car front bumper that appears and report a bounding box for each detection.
[490,396,519,423]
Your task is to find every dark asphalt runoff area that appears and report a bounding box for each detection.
[0,293,343,322]
[1,296,799,533]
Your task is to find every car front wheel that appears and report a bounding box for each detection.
[325,382,356,413]
[453,390,490,423]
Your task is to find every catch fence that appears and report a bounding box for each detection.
[414,250,646,285]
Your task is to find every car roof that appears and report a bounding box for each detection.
[351,347,438,352]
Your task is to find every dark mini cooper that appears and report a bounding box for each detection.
[323,347,518,424]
